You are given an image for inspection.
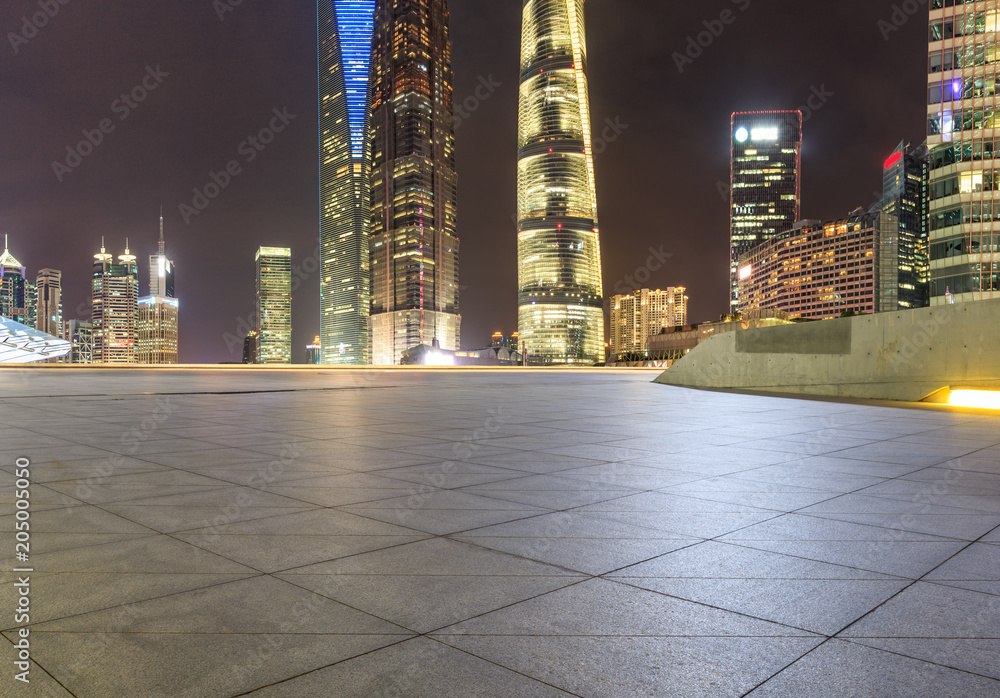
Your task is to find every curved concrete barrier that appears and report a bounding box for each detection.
[653,300,1000,401]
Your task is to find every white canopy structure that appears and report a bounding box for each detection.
[0,315,71,363]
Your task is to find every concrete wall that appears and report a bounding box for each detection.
[654,299,1000,401]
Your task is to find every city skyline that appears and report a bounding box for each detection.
[1,1,933,362]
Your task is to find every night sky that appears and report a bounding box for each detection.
[1,0,928,363]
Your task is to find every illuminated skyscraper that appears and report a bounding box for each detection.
[149,211,175,298]
[927,5,1000,302]
[0,236,34,326]
[876,141,929,310]
[255,247,292,364]
[35,269,62,338]
[369,0,461,366]
[730,111,802,309]
[138,296,179,364]
[517,0,604,365]
[319,0,376,364]
[92,240,138,364]
[63,319,93,364]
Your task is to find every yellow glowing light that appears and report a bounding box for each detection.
[948,390,1000,409]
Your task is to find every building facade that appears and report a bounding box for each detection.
[138,295,179,364]
[368,0,461,365]
[306,336,322,364]
[730,111,802,310]
[516,0,604,365]
[927,3,1000,303]
[610,288,689,359]
[255,247,292,364]
[737,211,903,320]
[35,269,62,338]
[319,0,375,365]
[92,241,138,364]
[877,141,931,310]
[63,319,93,364]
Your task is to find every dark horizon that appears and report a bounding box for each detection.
[0,0,928,363]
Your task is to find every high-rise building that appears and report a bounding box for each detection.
[138,295,179,364]
[517,0,604,365]
[306,336,322,364]
[243,330,258,365]
[610,288,689,360]
[255,247,292,364]
[92,240,138,364]
[737,210,902,320]
[730,111,802,309]
[927,6,1000,303]
[369,0,461,366]
[0,237,34,325]
[62,319,93,364]
[319,0,375,365]
[35,269,62,338]
[876,141,930,310]
[149,211,176,298]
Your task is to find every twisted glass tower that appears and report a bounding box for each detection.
[517,0,604,365]
[318,0,376,364]
[369,0,461,365]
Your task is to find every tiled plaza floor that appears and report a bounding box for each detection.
[1,368,999,697]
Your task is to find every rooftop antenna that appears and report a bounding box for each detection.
[158,206,165,256]
[101,236,106,254]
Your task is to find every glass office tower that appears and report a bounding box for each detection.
[927,3,1000,303]
[319,0,376,364]
[877,141,930,309]
[0,237,34,326]
[369,0,461,365]
[255,247,293,364]
[92,241,138,364]
[730,111,802,310]
[149,212,175,299]
[35,269,63,338]
[517,0,604,365]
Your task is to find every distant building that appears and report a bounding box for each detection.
[490,332,520,351]
[730,111,802,310]
[738,211,907,320]
[63,319,93,364]
[876,141,929,310]
[610,288,689,359]
[402,344,523,367]
[92,240,138,364]
[255,247,292,364]
[35,269,62,338]
[138,295,179,364]
[243,330,258,365]
[646,317,796,363]
[306,336,321,364]
[0,237,35,326]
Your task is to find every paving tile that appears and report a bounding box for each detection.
[245,636,574,697]
[174,509,431,572]
[745,639,1000,697]
[279,538,585,632]
[454,512,699,575]
[0,640,72,696]
[610,541,909,635]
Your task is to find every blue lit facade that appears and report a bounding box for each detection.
[319,0,376,364]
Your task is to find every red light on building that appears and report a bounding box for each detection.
[884,151,903,169]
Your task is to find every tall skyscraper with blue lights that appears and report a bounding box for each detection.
[318,0,376,364]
